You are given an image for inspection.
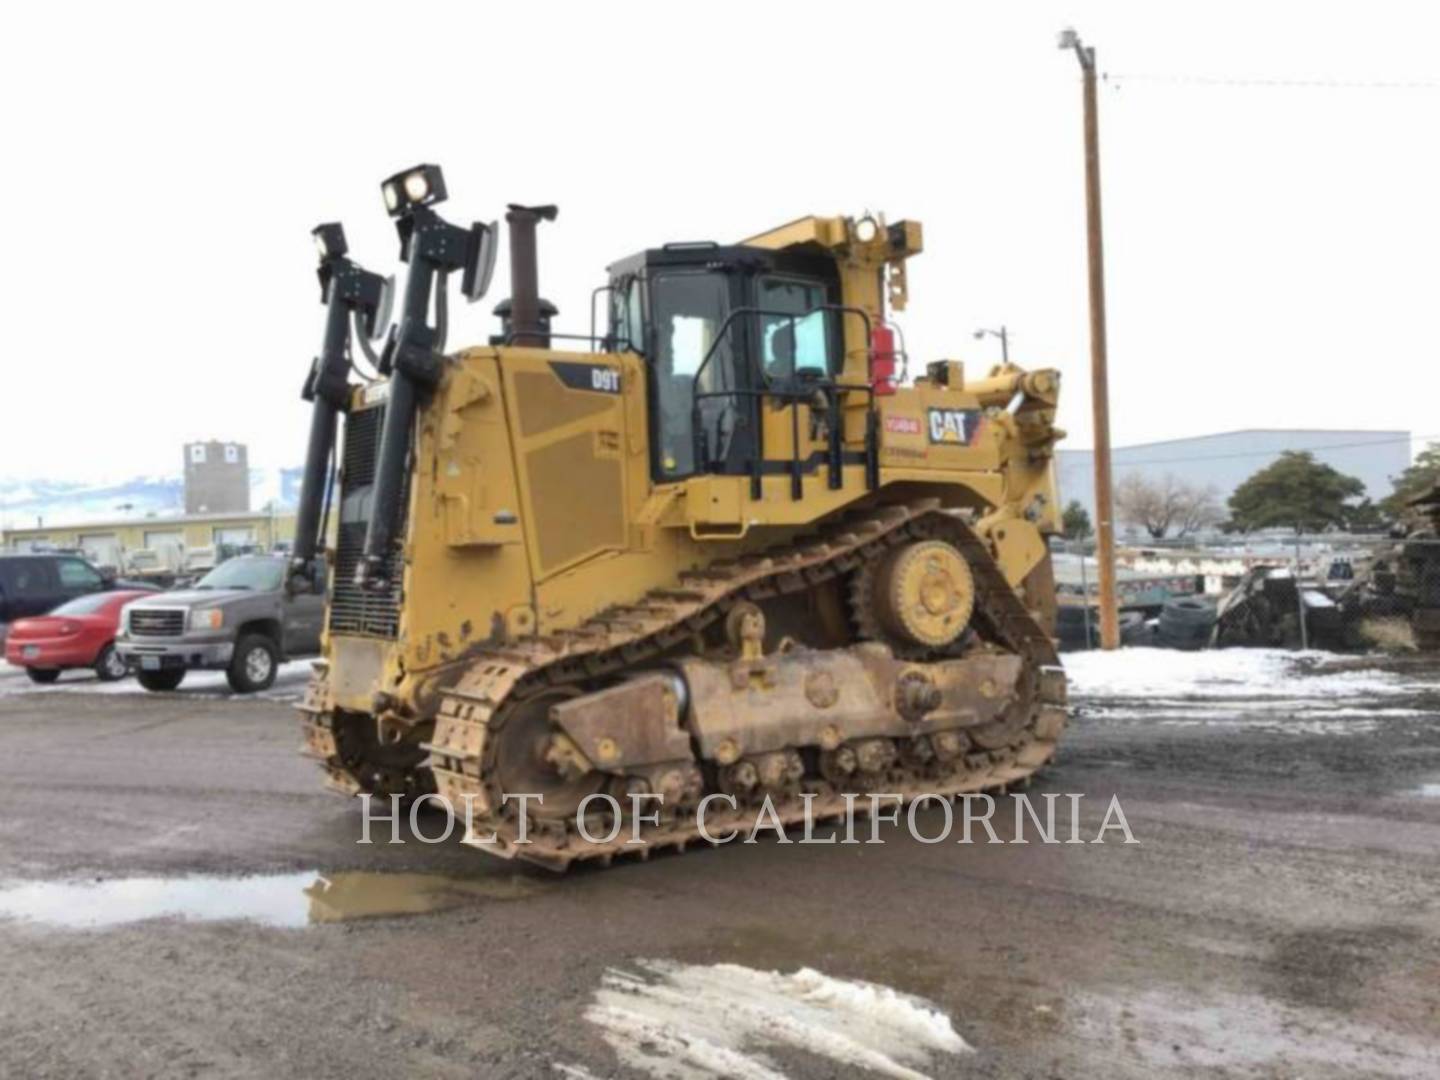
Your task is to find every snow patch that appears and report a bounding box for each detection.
[0,872,317,929]
[0,659,312,701]
[580,960,969,1080]
[1064,647,1425,702]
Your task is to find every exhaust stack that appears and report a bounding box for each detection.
[502,203,558,347]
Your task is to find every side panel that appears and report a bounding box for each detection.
[382,351,538,679]
[499,351,632,584]
[875,387,1004,474]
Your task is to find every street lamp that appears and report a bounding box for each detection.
[1059,26,1121,651]
[972,326,1010,364]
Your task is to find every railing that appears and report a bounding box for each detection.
[690,305,879,499]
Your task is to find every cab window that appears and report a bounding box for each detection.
[757,275,832,378]
[609,277,647,354]
[625,278,645,354]
[57,559,103,590]
[649,270,734,477]
[3,560,56,597]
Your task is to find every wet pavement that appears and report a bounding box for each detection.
[0,654,1438,1078]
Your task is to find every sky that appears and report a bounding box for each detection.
[1,0,1437,487]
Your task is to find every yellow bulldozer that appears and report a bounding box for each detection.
[292,164,1068,869]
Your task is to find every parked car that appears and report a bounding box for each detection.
[0,553,152,649]
[4,589,153,683]
[116,554,325,693]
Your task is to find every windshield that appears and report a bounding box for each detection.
[194,557,284,592]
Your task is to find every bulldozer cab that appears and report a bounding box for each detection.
[606,243,848,483]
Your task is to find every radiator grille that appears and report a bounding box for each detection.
[129,608,186,637]
[328,404,407,638]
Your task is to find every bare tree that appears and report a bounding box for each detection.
[1115,472,1222,539]
[1174,482,1223,537]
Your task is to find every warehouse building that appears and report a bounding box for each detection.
[1058,429,1413,527]
[1,510,297,571]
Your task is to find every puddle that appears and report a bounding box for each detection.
[0,870,543,930]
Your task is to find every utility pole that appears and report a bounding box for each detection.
[1293,533,1309,651]
[1060,27,1120,650]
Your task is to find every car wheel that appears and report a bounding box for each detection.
[227,634,279,694]
[137,669,186,692]
[25,667,61,685]
[94,643,128,682]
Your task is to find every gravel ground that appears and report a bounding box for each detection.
[0,652,1437,1079]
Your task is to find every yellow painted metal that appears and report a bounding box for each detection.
[876,540,976,647]
[320,214,1064,720]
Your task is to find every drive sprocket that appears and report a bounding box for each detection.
[850,538,975,658]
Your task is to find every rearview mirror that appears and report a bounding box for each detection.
[288,556,326,596]
[360,275,396,341]
[461,221,499,302]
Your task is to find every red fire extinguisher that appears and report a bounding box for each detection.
[870,324,897,395]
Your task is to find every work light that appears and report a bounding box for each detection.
[312,222,347,260]
[380,164,448,217]
[403,171,430,201]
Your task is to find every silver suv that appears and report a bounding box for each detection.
[116,555,325,693]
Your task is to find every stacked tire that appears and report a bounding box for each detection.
[1158,596,1217,650]
[1056,607,1152,650]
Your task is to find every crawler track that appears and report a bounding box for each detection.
[301,499,1067,869]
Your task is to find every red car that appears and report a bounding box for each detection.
[4,590,151,684]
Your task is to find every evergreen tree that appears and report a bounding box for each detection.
[1227,452,1365,533]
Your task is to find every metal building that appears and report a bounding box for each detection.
[1,510,299,572]
[1057,429,1413,529]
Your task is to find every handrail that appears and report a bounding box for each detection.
[499,329,640,351]
[688,303,880,499]
[589,284,613,352]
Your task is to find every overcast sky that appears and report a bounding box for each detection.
[2,0,1436,486]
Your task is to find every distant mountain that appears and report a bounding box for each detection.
[0,468,301,529]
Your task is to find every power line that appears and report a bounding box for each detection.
[1068,432,1440,468]
[1103,71,1440,91]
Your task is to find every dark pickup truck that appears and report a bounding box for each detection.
[115,555,325,693]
